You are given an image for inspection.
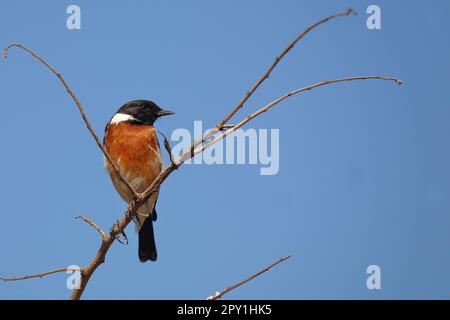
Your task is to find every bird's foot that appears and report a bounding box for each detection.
[109,220,129,245]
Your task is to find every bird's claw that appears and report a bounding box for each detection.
[109,220,128,245]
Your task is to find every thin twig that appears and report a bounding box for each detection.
[1,267,81,282]
[2,44,137,199]
[76,215,106,238]
[217,7,355,128]
[207,255,292,300]
[194,76,402,157]
[157,130,179,168]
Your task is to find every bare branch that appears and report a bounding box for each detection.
[76,215,106,238]
[207,255,292,300]
[194,76,402,157]
[2,44,138,199]
[1,267,81,282]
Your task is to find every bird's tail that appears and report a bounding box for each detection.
[138,217,157,263]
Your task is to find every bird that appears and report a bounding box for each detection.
[103,99,174,262]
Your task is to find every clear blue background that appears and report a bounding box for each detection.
[1,0,449,299]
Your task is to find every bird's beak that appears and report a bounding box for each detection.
[157,109,175,117]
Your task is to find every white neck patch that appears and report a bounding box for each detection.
[110,113,136,124]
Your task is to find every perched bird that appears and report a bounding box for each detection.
[103,100,174,262]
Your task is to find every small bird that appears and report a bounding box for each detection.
[103,100,174,262]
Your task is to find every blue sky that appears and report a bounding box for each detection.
[1,0,450,299]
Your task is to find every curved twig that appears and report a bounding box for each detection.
[190,7,356,154]
[76,215,106,238]
[217,7,355,128]
[157,130,179,169]
[1,267,81,282]
[194,76,402,157]
[2,44,137,199]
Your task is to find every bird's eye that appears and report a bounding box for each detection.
[140,105,148,111]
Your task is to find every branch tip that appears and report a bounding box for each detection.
[1,267,79,282]
[346,7,357,16]
[76,215,106,238]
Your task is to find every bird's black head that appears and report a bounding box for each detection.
[115,100,174,126]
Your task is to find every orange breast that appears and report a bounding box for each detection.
[104,122,161,194]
